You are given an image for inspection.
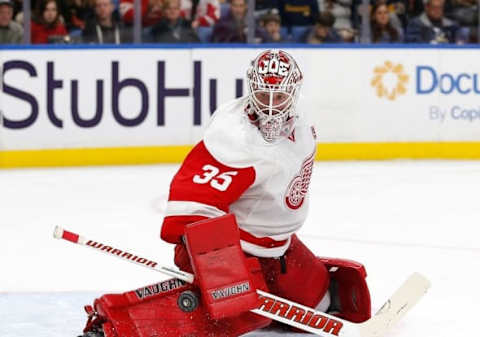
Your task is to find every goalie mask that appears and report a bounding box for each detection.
[246,50,303,143]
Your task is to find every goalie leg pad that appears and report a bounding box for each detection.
[183,214,261,320]
[84,277,271,337]
[257,234,330,309]
[318,257,372,323]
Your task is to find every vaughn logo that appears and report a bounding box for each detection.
[134,279,186,300]
[371,61,409,100]
[210,282,250,301]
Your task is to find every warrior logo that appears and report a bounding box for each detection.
[85,240,158,268]
[285,151,315,210]
[256,294,344,336]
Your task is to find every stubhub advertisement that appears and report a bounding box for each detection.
[1,47,479,152]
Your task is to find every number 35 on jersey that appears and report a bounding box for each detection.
[193,165,238,192]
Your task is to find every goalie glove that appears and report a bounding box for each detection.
[183,214,261,320]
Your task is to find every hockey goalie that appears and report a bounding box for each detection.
[80,50,372,337]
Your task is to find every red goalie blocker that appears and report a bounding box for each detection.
[183,214,261,320]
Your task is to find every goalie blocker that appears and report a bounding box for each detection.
[182,214,261,319]
[80,214,372,337]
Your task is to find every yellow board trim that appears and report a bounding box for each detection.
[0,146,193,168]
[315,142,480,160]
[0,142,479,168]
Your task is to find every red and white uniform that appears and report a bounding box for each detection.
[119,0,219,27]
[161,95,316,258]
[80,50,370,337]
[181,0,220,26]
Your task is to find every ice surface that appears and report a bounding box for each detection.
[1,160,479,337]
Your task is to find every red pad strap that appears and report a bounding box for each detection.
[184,214,259,319]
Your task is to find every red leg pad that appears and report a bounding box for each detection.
[183,214,261,319]
[258,235,330,309]
[256,235,330,332]
[102,322,116,337]
[86,276,270,337]
[318,257,372,323]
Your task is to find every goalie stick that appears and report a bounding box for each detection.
[53,226,430,337]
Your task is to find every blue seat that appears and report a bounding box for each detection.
[290,25,310,43]
[196,26,213,43]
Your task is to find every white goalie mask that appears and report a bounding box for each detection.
[246,50,303,143]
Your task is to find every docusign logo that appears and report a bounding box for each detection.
[371,61,409,100]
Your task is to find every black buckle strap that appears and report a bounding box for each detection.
[279,255,287,274]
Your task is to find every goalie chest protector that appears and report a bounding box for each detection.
[163,96,317,258]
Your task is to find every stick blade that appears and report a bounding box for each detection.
[360,272,431,337]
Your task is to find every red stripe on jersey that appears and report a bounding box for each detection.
[239,229,288,248]
[161,141,256,244]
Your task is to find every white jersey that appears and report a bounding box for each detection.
[161,96,317,257]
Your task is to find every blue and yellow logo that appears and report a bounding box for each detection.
[371,61,409,100]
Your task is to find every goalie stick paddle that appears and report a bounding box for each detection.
[53,226,430,337]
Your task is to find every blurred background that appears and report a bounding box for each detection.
[1,1,480,336]
[1,0,480,46]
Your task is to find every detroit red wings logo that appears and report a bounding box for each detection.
[285,152,315,210]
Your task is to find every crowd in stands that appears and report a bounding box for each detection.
[0,0,478,44]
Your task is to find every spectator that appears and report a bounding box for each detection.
[254,0,279,20]
[150,0,200,42]
[11,0,27,25]
[14,0,92,31]
[352,0,403,32]
[31,0,68,43]
[405,0,459,43]
[303,11,342,43]
[83,0,132,43]
[182,0,220,28]
[119,0,163,27]
[405,0,425,19]
[380,0,408,27]
[119,0,219,28]
[279,0,319,27]
[259,8,287,42]
[0,0,23,43]
[369,1,403,42]
[450,0,477,27]
[318,0,353,31]
[64,0,96,31]
[319,0,357,41]
[211,0,268,42]
[9,0,21,20]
